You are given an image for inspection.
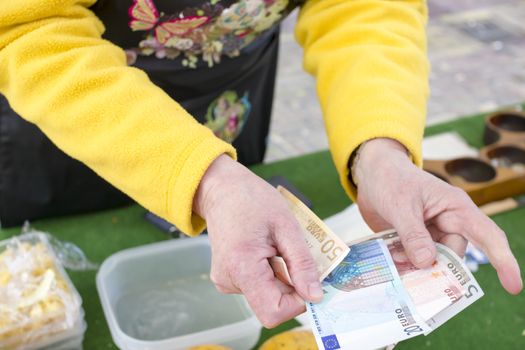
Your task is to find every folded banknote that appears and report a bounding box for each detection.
[272,187,350,283]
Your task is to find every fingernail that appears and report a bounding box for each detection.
[308,282,323,301]
[414,248,432,265]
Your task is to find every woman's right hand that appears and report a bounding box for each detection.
[193,155,323,328]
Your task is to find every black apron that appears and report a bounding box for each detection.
[0,0,302,227]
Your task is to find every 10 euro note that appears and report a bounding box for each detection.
[307,238,431,350]
[270,186,350,284]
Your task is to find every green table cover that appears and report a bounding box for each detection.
[1,110,524,349]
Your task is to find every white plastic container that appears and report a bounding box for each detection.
[96,236,261,350]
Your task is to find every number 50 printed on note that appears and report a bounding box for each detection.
[307,239,430,350]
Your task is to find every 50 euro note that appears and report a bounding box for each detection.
[307,238,431,350]
[269,186,350,284]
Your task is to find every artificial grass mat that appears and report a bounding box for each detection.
[1,110,524,349]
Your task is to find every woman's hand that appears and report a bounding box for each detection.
[354,138,522,295]
[193,155,323,328]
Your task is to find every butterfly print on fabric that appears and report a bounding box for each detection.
[126,0,294,68]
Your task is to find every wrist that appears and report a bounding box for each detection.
[353,138,410,186]
[193,154,239,219]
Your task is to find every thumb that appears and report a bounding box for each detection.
[273,218,323,303]
[392,208,436,269]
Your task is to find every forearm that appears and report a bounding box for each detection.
[296,0,429,200]
[0,0,235,234]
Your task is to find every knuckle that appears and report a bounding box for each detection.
[209,269,224,286]
[222,249,248,271]
[276,216,301,235]
[290,255,317,274]
[259,313,281,329]
[227,261,250,286]
[402,230,430,244]
[211,268,239,294]
[211,258,237,281]
[488,248,507,268]
[250,298,284,328]
[227,263,242,281]
[223,253,238,270]
[214,283,231,294]
[451,187,472,204]
[493,225,507,238]
[219,284,239,294]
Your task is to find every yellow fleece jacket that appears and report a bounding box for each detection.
[0,0,428,235]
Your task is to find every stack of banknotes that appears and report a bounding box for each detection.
[273,187,484,350]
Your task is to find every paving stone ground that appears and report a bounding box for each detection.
[265,0,525,162]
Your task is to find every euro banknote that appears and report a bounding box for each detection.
[307,238,431,350]
[271,186,350,283]
[424,244,484,333]
[359,231,484,332]
[268,191,484,348]
[307,231,484,349]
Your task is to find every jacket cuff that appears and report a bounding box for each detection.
[166,127,237,236]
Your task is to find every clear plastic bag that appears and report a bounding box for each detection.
[0,230,86,350]
[20,223,98,272]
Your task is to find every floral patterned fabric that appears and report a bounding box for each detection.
[204,90,251,143]
[126,0,297,67]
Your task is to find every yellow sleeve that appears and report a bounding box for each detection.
[295,0,429,200]
[0,0,236,235]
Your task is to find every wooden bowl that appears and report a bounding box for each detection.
[484,111,525,145]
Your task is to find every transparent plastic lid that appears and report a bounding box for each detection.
[0,232,84,350]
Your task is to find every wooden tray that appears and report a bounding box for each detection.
[424,111,525,206]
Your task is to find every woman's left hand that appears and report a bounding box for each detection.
[354,138,522,295]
